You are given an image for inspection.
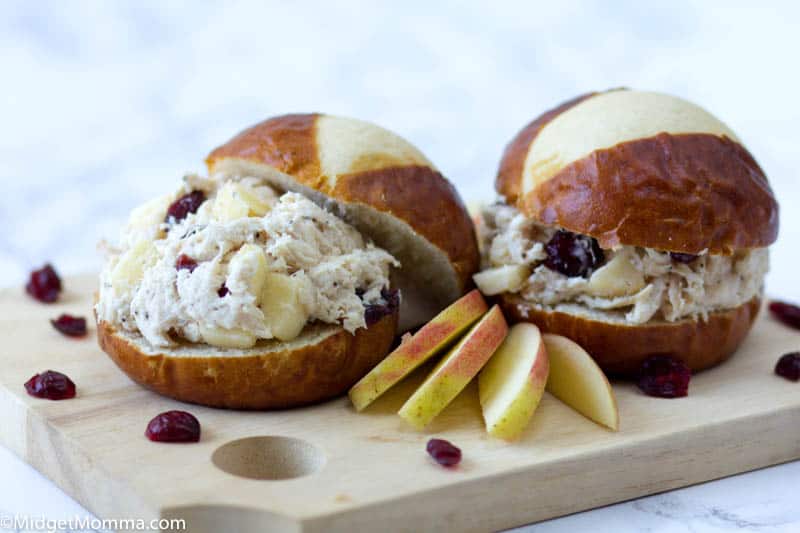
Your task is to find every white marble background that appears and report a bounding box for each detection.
[1,1,799,531]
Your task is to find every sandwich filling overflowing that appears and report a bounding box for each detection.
[96,174,399,349]
[479,202,768,324]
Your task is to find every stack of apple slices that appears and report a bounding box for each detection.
[349,290,619,440]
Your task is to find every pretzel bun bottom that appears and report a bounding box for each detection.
[497,293,761,376]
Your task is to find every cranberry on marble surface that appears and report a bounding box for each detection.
[26,263,62,303]
[51,314,87,337]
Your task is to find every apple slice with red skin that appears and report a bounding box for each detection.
[398,305,508,429]
[349,290,488,411]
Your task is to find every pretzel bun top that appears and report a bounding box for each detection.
[206,113,480,329]
[496,89,779,254]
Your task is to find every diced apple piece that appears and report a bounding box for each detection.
[586,250,645,298]
[212,182,272,221]
[542,333,619,431]
[237,184,275,216]
[479,323,549,440]
[111,240,158,293]
[212,182,249,222]
[349,290,488,411]
[126,193,174,231]
[473,265,530,296]
[227,244,268,299]
[260,273,309,341]
[199,323,257,349]
[398,305,508,429]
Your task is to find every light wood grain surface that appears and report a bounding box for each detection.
[1,275,798,533]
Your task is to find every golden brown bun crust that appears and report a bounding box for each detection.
[206,114,479,293]
[207,113,323,184]
[97,310,398,410]
[524,134,778,253]
[497,91,779,254]
[333,165,479,293]
[497,293,761,375]
[496,92,596,205]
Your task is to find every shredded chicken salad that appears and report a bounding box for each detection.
[96,174,399,348]
[479,202,768,324]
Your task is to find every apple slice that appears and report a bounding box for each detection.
[542,333,619,431]
[398,306,508,429]
[479,323,549,440]
[349,290,488,411]
[473,264,530,296]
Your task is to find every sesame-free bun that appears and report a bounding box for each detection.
[497,89,779,254]
[498,294,761,375]
[207,114,480,330]
[492,90,777,374]
[97,309,398,409]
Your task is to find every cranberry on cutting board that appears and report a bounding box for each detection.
[145,411,201,443]
[24,370,76,400]
[426,438,461,467]
[637,355,691,398]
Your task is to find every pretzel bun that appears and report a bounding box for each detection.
[492,90,778,373]
[207,114,480,330]
[497,89,778,254]
[498,294,761,375]
[98,113,475,409]
[98,312,397,409]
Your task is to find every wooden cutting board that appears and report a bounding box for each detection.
[2,274,799,532]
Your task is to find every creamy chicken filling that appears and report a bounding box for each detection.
[478,202,768,324]
[96,174,399,349]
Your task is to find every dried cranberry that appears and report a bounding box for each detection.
[670,252,699,264]
[637,355,691,398]
[426,438,461,467]
[543,230,605,278]
[24,370,76,400]
[775,353,800,381]
[175,254,198,272]
[363,287,400,326]
[217,284,229,297]
[51,314,87,337]
[145,410,201,443]
[165,191,206,224]
[26,263,62,303]
[769,301,800,330]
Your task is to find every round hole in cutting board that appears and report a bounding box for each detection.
[211,436,324,480]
